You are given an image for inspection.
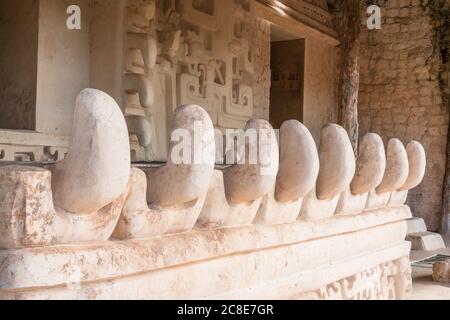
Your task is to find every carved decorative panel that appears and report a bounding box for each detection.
[122,0,258,161]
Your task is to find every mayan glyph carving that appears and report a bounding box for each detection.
[301,257,412,300]
[120,0,259,162]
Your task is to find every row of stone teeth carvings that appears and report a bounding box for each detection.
[0,89,425,249]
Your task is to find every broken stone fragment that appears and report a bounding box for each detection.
[433,261,450,284]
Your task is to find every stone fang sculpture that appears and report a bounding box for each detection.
[254,120,319,225]
[366,139,409,210]
[0,89,131,249]
[113,104,216,239]
[389,141,426,207]
[197,119,278,227]
[300,124,356,221]
[0,88,427,300]
[335,133,386,215]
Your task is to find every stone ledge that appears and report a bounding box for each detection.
[0,207,411,292]
[0,234,410,300]
[407,232,446,251]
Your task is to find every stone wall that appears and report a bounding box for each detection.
[359,0,449,231]
[0,0,39,131]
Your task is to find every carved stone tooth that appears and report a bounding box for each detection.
[316,124,356,200]
[52,89,131,213]
[335,133,386,215]
[399,141,426,192]
[376,139,409,194]
[275,120,319,203]
[351,133,386,195]
[223,119,279,204]
[146,104,215,207]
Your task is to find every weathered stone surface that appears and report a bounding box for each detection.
[336,133,386,215]
[0,166,54,249]
[407,232,446,251]
[52,89,130,213]
[275,120,319,202]
[433,261,450,284]
[146,104,215,207]
[316,124,356,200]
[301,124,355,220]
[406,217,428,234]
[358,2,448,231]
[351,133,386,195]
[400,141,426,192]
[0,208,412,299]
[377,139,409,194]
[223,119,278,204]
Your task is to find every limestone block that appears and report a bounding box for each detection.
[406,217,427,234]
[300,124,355,221]
[0,166,54,249]
[52,89,131,213]
[0,165,129,249]
[407,232,446,251]
[199,119,278,227]
[433,261,450,284]
[146,104,215,207]
[255,120,319,225]
[336,133,386,215]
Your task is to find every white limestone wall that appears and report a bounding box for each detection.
[36,0,91,136]
[303,36,339,144]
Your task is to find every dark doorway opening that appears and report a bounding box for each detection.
[269,25,305,130]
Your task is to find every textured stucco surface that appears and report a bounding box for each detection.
[36,0,91,136]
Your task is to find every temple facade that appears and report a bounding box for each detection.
[0,0,444,300]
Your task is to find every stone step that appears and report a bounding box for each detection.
[407,232,446,251]
[406,217,428,234]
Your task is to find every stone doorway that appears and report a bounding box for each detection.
[269,25,305,130]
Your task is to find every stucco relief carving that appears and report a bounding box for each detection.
[300,257,412,300]
[122,0,257,162]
